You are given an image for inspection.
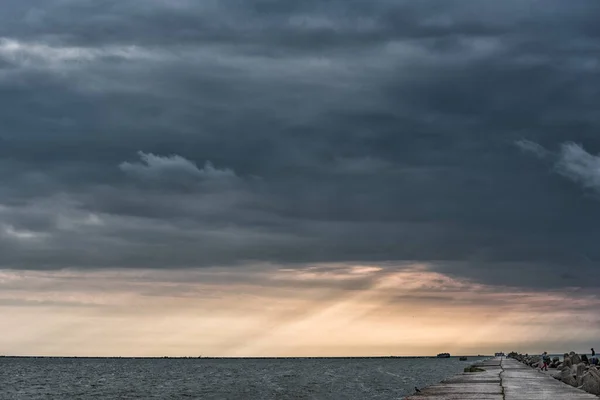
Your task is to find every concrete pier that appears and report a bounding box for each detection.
[405,357,598,399]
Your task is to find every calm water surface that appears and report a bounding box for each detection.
[0,356,488,399]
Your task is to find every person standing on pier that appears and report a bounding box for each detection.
[540,352,549,371]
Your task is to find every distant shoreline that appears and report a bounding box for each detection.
[0,355,490,360]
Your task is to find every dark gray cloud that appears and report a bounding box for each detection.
[1,0,600,287]
[518,141,600,194]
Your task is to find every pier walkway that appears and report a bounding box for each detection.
[405,357,598,399]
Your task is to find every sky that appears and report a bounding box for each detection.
[1,0,600,357]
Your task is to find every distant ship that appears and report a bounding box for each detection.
[436,353,451,358]
[459,356,467,361]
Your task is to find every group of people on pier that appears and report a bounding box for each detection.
[539,348,597,371]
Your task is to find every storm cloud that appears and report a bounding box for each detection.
[2,0,600,288]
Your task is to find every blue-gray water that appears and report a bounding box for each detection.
[0,356,488,399]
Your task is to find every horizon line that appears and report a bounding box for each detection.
[0,354,492,359]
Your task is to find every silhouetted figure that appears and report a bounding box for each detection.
[592,348,596,357]
[414,386,421,393]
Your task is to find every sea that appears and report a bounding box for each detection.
[0,356,488,399]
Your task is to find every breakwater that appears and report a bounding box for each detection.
[404,356,598,399]
[508,351,600,396]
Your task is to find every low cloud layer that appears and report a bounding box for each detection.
[1,265,598,356]
[1,0,600,291]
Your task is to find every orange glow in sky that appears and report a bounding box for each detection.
[1,264,598,357]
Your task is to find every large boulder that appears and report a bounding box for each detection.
[570,352,582,365]
[563,355,573,368]
[558,366,577,387]
[579,367,600,395]
[576,363,587,386]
